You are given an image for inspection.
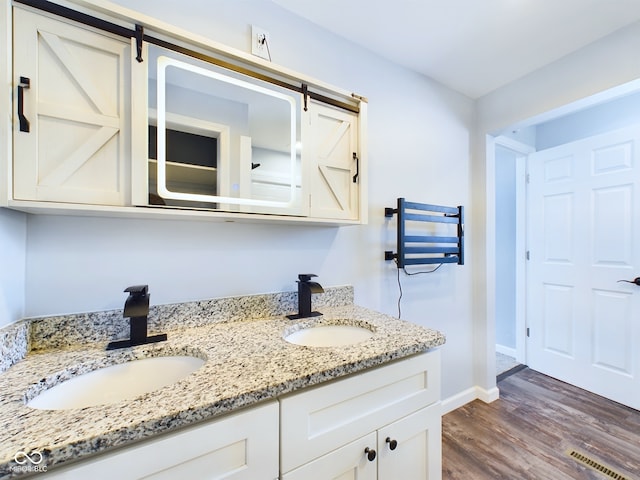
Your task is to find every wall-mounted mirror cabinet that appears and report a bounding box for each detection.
[6,0,367,224]
[135,44,304,216]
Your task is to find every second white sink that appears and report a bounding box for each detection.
[27,355,206,410]
[284,324,374,347]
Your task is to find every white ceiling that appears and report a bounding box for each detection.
[272,0,640,99]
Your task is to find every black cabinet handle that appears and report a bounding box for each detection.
[386,437,398,450]
[617,277,640,286]
[364,447,376,462]
[352,152,359,183]
[135,24,144,63]
[18,76,30,133]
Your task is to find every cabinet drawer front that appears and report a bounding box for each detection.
[280,350,440,473]
[45,401,279,479]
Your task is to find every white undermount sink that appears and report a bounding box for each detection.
[284,324,374,347]
[27,355,205,410]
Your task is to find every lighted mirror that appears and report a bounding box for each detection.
[146,45,303,214]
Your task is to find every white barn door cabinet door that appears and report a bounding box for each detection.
[306,101,360,221]
[12,7,132,206]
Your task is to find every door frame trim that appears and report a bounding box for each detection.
[493,136,534,365]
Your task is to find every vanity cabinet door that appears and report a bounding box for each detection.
[282,432,377,480]
[44,400,279,479]
[305,101,361,221]
[377,403,442,480]
[12,8,134,206]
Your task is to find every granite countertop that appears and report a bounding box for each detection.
[0,288,445,478]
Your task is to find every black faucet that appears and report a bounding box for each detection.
[106,285,167,350]
[287,274,325,320]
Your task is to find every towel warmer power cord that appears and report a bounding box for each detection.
[395,260,443,319]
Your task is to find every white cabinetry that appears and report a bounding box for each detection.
[377,404,442,479]
[45,401,279,480]
[282,432,377,480]
[5,0,367,225]
[280,350,442,479]
[29,352,441,479]
[283,405,441,480]
[12,7,134,206]
[5,1,368,225]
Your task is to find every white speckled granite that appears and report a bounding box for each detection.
[27,286,353,351]
[0,322,29,374]
[0,287,445,478]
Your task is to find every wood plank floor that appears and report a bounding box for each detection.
[442,368,640,479]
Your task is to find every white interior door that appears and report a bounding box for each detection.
[527,124,640,410]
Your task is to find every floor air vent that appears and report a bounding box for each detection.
[566,449,629,480]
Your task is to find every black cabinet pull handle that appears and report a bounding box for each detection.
[364,447,376,462]
[352,152,359,183]
[617,277,640,286]
[135,24,144,63]
[386,437,398,450]
[18,76,30,133]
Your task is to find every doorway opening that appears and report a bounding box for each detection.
[489,79,640,408]
[494,138,531,376]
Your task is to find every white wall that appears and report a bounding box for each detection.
[18,0,475,400]
[478,22,640,135]
[474,21,640,392]
[0,209,26,327]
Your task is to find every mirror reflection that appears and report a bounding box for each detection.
[147,45,303,213]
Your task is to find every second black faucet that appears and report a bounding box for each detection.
[287,274,324,320]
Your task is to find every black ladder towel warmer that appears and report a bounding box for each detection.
[385,198,464,267]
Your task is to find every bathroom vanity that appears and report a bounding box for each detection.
[37,352,440,480]
[0,287,445,479]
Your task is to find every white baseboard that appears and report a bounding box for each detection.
[441,386,501,415]
[441,387,477,414]
[477,386,500,403]
[496,344,517,358]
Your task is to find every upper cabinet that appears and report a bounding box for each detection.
[5,0,368,225]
